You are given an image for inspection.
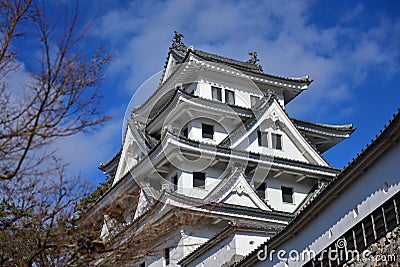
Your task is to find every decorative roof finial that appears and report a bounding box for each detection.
[247,51,263,71]
[247,51,259,64]
[172,31,184,47]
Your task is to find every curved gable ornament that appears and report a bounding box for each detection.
[233,184,246,196]
[271,111,279,123]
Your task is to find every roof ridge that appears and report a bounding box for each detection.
[168,36,312,85]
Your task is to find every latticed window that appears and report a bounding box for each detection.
[373,208,386,239]
[384,200,397,231]
[225,89,235,105]
[363,217,374,244]
[354,223,365,251]
[272,133,282,149]
[212,86,222,101]
[257,131,268,147]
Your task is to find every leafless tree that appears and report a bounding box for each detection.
[0,160,99,266]
[0,0,111,265]
[0,0,111,180]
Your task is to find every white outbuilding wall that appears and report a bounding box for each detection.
[189,231,269,267]
[255,140,400,266]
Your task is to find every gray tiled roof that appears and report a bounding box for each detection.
[169,43,312,85]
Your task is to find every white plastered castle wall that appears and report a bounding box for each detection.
[254,140,400,267]
[189,231,270,267]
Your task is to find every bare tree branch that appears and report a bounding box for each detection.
[0,0,112,180]
[0,1,112,265]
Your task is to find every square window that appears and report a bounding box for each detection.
[212,86,222,101]
[193,172,206,188]
[256,182,266,199]
[182,127,188,138]
[250,95,260,107]
[202,123,214,139]
[272,133,282,150]
[281,186,293,203]
[257,131,268,147]
[225,89,235,105]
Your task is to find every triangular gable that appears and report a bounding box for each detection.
[232,99,329,166]
[212,169,271,211]
[113,128,143,184]
[161,50,185,84]
[99,215,117,240]
[133,189,152,220]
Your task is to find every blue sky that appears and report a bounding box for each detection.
[13,0,400,185]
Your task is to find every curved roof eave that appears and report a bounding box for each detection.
[175,46,313,86]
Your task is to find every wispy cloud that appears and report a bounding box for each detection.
[341,3,365,23]
[91,0,399,122]
[54,119,121,182]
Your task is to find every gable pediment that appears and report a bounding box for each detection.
[114,128,143,184]
[231,99,329,166]
[210,168,271,211]
[221,184,260,209]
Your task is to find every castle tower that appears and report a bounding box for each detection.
[85,32,354,266]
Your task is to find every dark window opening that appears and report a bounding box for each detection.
[193,172,206,188]
[164,248,170,265]
[373,208,385,239]
[257,131,268,147]
[140,262,145,267]
[272,133,282,150]
[363,217,374,244]
[182,127,188,138]
[187,84,195,94]
[202,123,214,139]
[384,201,397,231]
[172,175,178,190]
[282,186,293,203]
[225,89,235,105]
[212,86,222,101]
[354,225,365,251]
[256,182,266,199]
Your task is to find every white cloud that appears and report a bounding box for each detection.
[88,1,400,119]
[54,118,122,180]
[3,61,34,100]
[341,4,365,23]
